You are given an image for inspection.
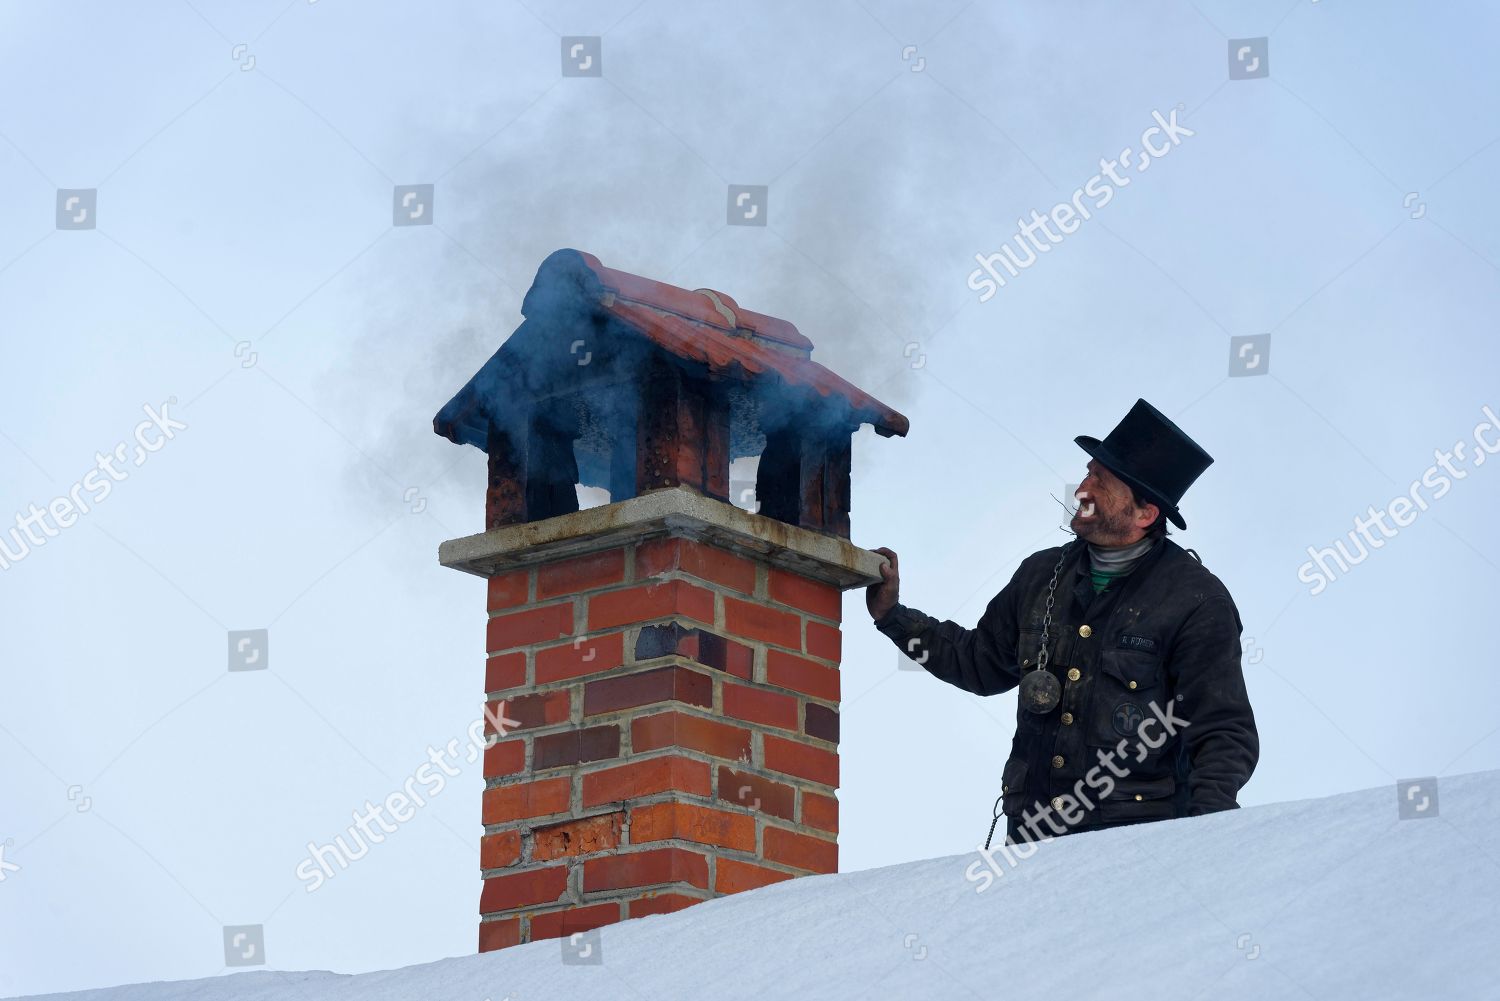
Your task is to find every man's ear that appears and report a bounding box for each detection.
[1136,499,1160,529]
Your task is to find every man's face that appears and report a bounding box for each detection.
[1071,459,1158,545]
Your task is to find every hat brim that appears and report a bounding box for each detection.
[1074,435,1187,530]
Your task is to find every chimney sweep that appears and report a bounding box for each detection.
[868,398,1258,848]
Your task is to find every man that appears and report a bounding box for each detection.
[868,399,1258,846]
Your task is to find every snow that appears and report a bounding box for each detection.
[14,770,1500,1001]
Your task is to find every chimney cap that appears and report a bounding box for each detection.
[435,249,909,449]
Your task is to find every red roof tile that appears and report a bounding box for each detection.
[574,252,907,437]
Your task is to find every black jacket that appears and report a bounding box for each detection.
[874,537,1258,843]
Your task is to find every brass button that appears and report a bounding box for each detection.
[1128,680,1138,690]
[1051,755,1065,768]
[1061,712,1074,725]
[1002,784,1010,793]
[1078,625,1092,638]
[1134,794,1144,802]
[1067,668,1081,682]
[1051,796,1064,810]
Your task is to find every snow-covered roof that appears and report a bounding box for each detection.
[17,769,1498,1001]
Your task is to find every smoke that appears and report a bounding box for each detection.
[320,0,958,537]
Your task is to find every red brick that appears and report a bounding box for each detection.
[535,631,625,684]
[629,892,707,918]
[637,537,756,594]
[531,811,623,862]
[478,917,520,952]
[582,755,712,806]
[766,649,839,702]
[803,702,839,743]
[629,801,756,851]
[493,690,570,733]
[479,865,567,912]
[715,857,793,894]
[483,739,525,778]
[529,901,622,942]
[487,570,530,612]
[763,734,839,787]
[537,549,626,599]
[764,825,837,873]
[715,766,796,822]
[487,602,573,652]
[769,568,842,620]
[802,791,839,833]
[631,711,752,762]
[583,665,712,716]
[582,846,710,892]
[533,724,621,769]
[723,596,801,648]
[482,778,571,824]
[586,580,714,631]
[722,682,798,731]
[480,830,521,869]
[484,651,527,693]
[805,620,841,661]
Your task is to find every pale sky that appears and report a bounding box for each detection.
[3,0,1499,995]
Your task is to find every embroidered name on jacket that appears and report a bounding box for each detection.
[1118,634,1158,652]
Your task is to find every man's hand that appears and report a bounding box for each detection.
[867,547,900,622]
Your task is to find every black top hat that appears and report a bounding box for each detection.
[1074,399,1213,530]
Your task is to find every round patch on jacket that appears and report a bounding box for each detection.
[1112,701,1146,737]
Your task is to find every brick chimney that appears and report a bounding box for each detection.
[434,249,907,951]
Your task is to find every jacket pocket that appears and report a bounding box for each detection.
[1098,648,1163,692]
[1088,648,1166,748]
[1096,774,1177,823]
[1017,627,1049,670]
[1000,757,1029,817]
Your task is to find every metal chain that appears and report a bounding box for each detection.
[985,796,1003,851]
[984,540,1074,852]
[1034,541,1072,675]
